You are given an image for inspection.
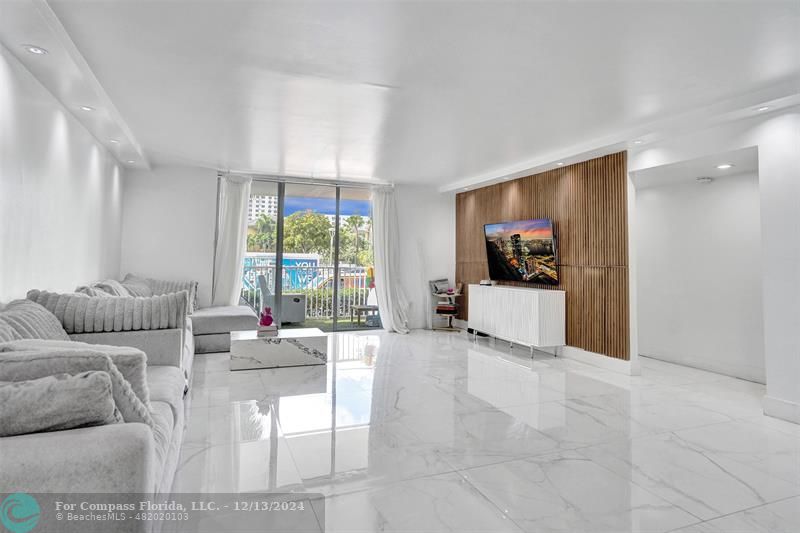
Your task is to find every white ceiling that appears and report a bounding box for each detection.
[0,0,149,168]
[3,1,800,187]
[631,147,759,190]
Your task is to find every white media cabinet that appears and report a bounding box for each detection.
[468,284,566,350]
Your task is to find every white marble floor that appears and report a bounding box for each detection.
[174,330,800,533]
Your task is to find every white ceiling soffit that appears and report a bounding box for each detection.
[10,1,800,187]
[450,88,800,193]
[631,147,759,190]
[0,0,149,169]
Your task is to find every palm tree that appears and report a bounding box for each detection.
[343,215,364,264]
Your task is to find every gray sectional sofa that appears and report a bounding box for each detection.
[0,275,258,504]
[192,304,258,353]
[0,300,190,497]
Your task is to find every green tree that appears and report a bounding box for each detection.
[357,248,373,267]
[254,214,277,252]
[342,215,365,265]
[247,233,258,252]
[246,214,277,252]
[283,210,332,256]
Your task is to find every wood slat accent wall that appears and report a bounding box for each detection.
[455,151,630,360]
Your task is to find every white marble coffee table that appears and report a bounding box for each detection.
[229,328,328,371]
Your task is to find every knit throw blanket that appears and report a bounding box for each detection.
[26,290,188,334]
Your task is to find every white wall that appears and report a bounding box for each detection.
[121,166,218,307]
[637,173,764,382]
[630,108,800,423]
[394,185,456,329]
[0,45,123,301]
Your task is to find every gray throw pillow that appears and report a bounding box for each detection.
[0,371,122,437]
[26,290,188,333]
[0,300,70,341]
[0,349,154,428]
[0,339,150,406]
[0,322,21,343]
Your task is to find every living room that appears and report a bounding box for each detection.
[1,1,799,532]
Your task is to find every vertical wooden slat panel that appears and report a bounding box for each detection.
[455,151,629,360]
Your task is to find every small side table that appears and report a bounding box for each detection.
[350,304,379,325]
[432,292,461,331]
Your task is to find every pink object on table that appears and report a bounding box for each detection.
[259,307,274,327]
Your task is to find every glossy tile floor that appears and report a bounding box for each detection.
[175,331,800,532]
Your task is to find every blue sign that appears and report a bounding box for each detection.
[242,254,323,291]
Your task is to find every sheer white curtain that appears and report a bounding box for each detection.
[371,188,410,333]
[212,174,252,306]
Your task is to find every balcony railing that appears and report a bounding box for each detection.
[241,264,371,321]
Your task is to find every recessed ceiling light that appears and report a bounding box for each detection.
[127,160,136,164]
[556,162,564,166]
[79,106,94,112]
[109,139,119,144]
[22,44,48,55]
[757,106,770,112]
[632,140,644,145]
[716,164,734,170]
[696,177,713,184]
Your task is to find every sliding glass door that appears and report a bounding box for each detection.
[242,180,279,318]
[281,183,338,331]
[241,179,379,332]
[336,187,377,331]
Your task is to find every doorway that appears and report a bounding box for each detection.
[632,147,765,383]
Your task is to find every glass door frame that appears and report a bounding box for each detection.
[331,187,341,331]
[273,181,286,324]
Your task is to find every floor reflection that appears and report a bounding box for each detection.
[175,330,799,533]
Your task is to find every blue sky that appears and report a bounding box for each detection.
[284,196,371,217]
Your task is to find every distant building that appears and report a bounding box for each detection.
[510,234,523,262]
[248,195,371,238]
[248,194,279,223]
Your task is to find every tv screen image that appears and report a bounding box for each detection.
[484,218,558,284]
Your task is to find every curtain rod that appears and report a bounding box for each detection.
[218,171,394,190]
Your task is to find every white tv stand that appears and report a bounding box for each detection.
[468,284,566,353]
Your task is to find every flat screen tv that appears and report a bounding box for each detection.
[484,218,558,284]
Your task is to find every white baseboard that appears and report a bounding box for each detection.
[457,325,639,376]
[555,346,641,376]
[763,395,800,425]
